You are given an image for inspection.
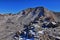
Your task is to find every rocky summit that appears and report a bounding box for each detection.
[0,7,60,40]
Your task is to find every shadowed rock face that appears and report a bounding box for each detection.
[0,7,60,40]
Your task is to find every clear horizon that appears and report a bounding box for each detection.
[0,0,60,14]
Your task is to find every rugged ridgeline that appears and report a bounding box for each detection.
[0,7,60,40]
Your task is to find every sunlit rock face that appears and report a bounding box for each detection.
[0,7,60,40]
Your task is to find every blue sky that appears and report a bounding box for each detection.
[0,0,60,14]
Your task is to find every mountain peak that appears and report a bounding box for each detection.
[0,6,60,40]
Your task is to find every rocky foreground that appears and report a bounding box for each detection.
[0,7,60,40]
